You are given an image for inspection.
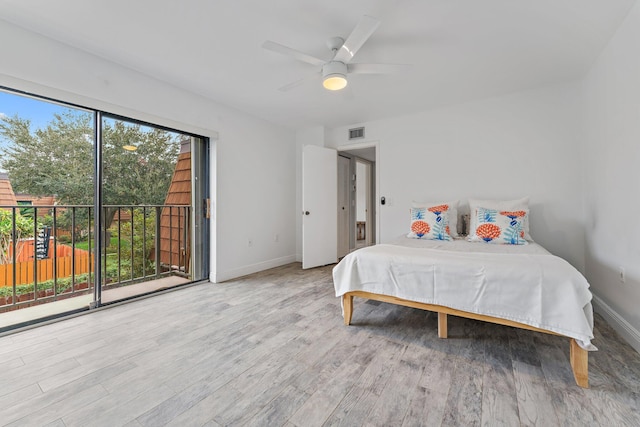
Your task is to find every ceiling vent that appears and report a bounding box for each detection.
[348,127,365,140]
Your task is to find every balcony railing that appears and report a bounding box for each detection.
[0,204,191,312]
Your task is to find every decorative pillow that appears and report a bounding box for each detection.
[407,204,452,241]
[468,207,528,245]
[412,200,459,237]
[467,197,532,240]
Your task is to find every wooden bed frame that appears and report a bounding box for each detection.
[342,291,589,388]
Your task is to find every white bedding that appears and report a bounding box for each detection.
[333,237,595,350]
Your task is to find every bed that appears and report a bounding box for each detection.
[332,236,595,388]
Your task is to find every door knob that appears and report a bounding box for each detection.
[304,211,310,215]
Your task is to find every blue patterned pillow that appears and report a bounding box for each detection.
[468,207,528,245]
[407,204,452,241]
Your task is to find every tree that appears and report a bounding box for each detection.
[0,112,181,228]
[0,112,94,205]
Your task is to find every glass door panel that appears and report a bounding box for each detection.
[0,89,95,330]
[98,115,208,304]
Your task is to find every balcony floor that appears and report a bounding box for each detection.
[0,275,190,330]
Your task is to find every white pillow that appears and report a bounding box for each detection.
[412,200,459,237]
[467,197,531,240]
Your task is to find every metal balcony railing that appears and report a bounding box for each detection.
[0,204,191,311]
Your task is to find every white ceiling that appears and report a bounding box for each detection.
[0,0,635,130]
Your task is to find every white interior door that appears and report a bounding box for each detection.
[302,145,337,269]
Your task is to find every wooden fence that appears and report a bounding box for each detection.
[0,240,93,287]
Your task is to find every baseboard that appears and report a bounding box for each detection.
[212,255,297,283]
[592,294,640,354]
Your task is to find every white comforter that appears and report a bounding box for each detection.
[333,238,595,350]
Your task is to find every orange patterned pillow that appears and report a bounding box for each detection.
[407,205,452,241]
[468,207,528,245]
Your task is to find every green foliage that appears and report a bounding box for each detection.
[0,273,91,297]
[114,208,156,279]
[54,208,92,243]
[0,112,94,205]
[0,209,34,264]
[0,112,181,228]
[102,119,180,207]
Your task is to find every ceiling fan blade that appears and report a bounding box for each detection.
[333,15,381,63]
[348,63,411,74]
[277,71,320,92]
[262,40,325,67]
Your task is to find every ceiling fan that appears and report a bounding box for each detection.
[262,15,409,92]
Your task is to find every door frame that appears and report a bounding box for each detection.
[337,141,380,246]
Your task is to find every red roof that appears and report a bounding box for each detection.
[0,174,18,207]
[159,149,191,270]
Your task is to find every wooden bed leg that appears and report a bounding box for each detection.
[570,339,589,388]
[438,312,448,338]
[343,294,354,325]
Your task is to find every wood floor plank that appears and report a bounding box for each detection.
[163,387,243,427]
[244,385,311,427]
[480,388,520,427]
[67,384,176,427]
[290,328,370,395]
[0,356,81,398]
[1,383,43,409]
[364,351,425,426]
[512,360,560,426]
[401,385,448,427]
[42,419,66,427]
[206,336,311,425]
[321,339,407,426]
[5,384,108,427]
[441,360,484,427]
[288,360,366,427]
[481,326,520,426]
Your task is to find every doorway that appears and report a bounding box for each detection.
[336,146,377,256]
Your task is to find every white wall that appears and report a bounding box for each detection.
[0,20,297,282]
[581,1,640,350]
[327,84,586,272]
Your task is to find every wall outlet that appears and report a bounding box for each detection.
[619,267,625,283]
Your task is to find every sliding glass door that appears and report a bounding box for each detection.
[0,88,209,330]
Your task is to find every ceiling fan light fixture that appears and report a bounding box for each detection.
[322,61,349,91]
[323,74,348,91]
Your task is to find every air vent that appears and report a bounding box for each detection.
[348,127,365,140]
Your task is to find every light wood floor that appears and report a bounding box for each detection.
[1,263,639,426]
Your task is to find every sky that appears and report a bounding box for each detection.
[0,89,87,130]
[0,89,184,173]
[0,90,91,172]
